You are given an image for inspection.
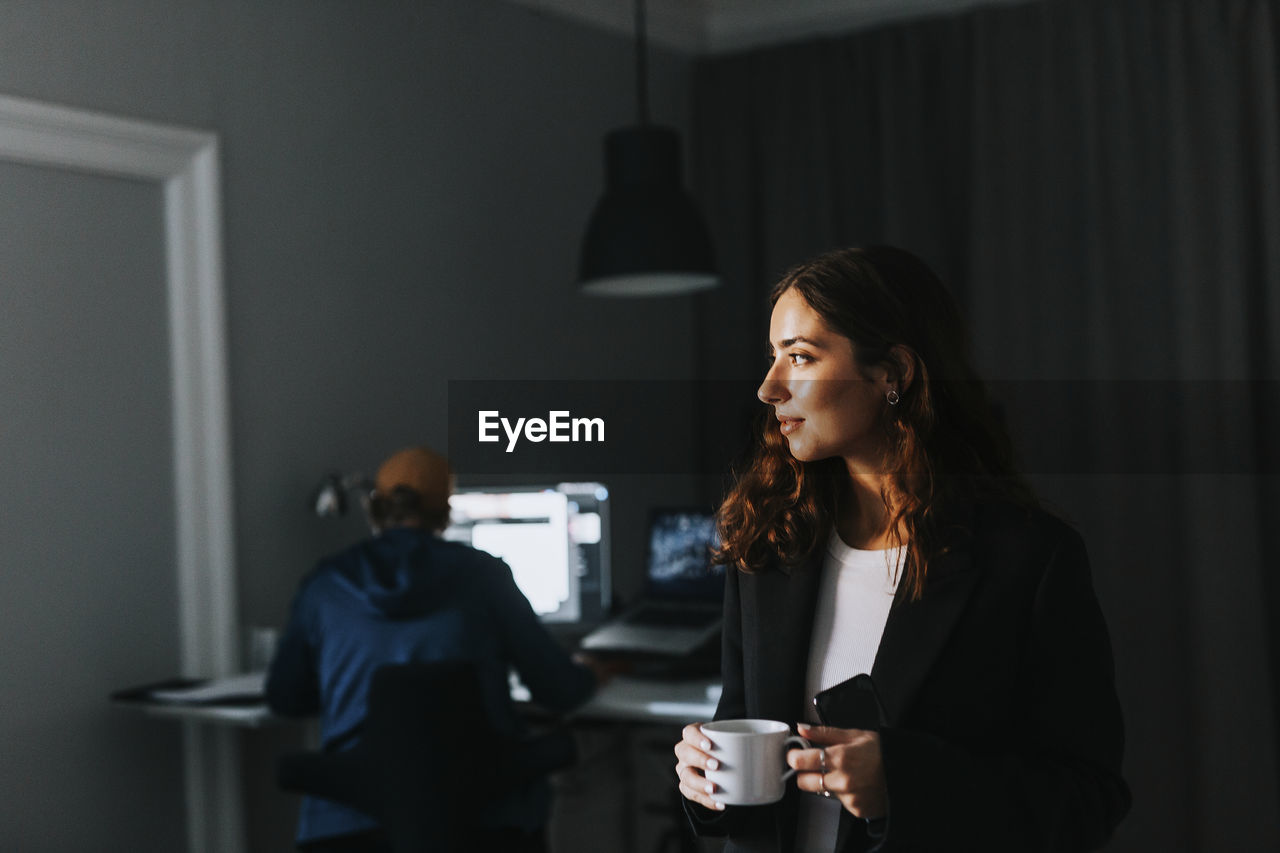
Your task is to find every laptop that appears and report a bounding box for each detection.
[578,508,724,657]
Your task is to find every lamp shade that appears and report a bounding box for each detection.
[578,125,718,296]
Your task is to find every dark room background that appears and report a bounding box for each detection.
[0,0,1276,851]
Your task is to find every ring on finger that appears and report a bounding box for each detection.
[818,749,832,797]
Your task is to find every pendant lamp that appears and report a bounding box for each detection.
[577,0,719,296]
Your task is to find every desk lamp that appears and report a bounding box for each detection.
[310,472,374,529]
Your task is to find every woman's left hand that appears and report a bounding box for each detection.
[788,722,888,819]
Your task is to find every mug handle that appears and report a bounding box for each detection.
[779,734,811,783]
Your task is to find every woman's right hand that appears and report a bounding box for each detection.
[674,722,726,811]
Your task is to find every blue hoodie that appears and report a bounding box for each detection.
[267,527,596,843]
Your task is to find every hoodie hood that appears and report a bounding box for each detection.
[334,528,460,618]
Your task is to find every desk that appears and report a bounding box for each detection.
[116,672,721,853]
[114,673,722,728]
[521,675,721,724]
[111,674,278,727]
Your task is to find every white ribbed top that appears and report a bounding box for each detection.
[795,532,902,853]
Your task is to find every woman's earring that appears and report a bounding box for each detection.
[886,389,901,406]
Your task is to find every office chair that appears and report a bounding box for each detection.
[277,660,577,852]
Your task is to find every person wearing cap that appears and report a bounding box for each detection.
[267,446,603,852]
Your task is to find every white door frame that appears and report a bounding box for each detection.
[0,93,243,853]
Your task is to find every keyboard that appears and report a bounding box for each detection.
[625,607,719,628]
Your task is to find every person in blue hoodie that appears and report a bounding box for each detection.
[267,446,602,852]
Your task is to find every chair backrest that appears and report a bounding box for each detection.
[277,660,576,852]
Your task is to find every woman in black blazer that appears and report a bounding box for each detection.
[674,247,1130,852]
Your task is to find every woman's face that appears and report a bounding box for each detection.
[757,288,890,466]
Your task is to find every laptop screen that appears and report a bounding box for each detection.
[646,509,725,602]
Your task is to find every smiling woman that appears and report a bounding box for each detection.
[758,289,889,472]
[673,246,1130,853]
[720,246,1032,600]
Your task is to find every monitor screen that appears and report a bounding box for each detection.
[444,483,610,624]
[646,508,724,602]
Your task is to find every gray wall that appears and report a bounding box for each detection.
[0,161,187,850]
[0,0,698,848]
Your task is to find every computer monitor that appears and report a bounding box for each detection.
[443,483,610,625]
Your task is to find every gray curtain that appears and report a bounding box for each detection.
[690,0,1280,849]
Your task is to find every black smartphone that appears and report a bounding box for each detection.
[811,673,886,730]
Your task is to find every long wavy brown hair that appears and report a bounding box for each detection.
[714,246,1035,602]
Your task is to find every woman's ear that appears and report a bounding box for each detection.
[887,345,916,393]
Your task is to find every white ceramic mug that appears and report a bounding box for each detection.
[702,719,811,806]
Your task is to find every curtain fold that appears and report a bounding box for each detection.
[691,1,1280,849]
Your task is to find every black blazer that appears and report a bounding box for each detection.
[686,501,1131,852]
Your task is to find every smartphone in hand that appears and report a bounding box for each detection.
[812,673,887,730]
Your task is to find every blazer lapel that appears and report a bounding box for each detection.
[834,518,980,853]
[751,531,981,728]
[753,552,825,724]
[869,525,979,728]
[744,553,824,853]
